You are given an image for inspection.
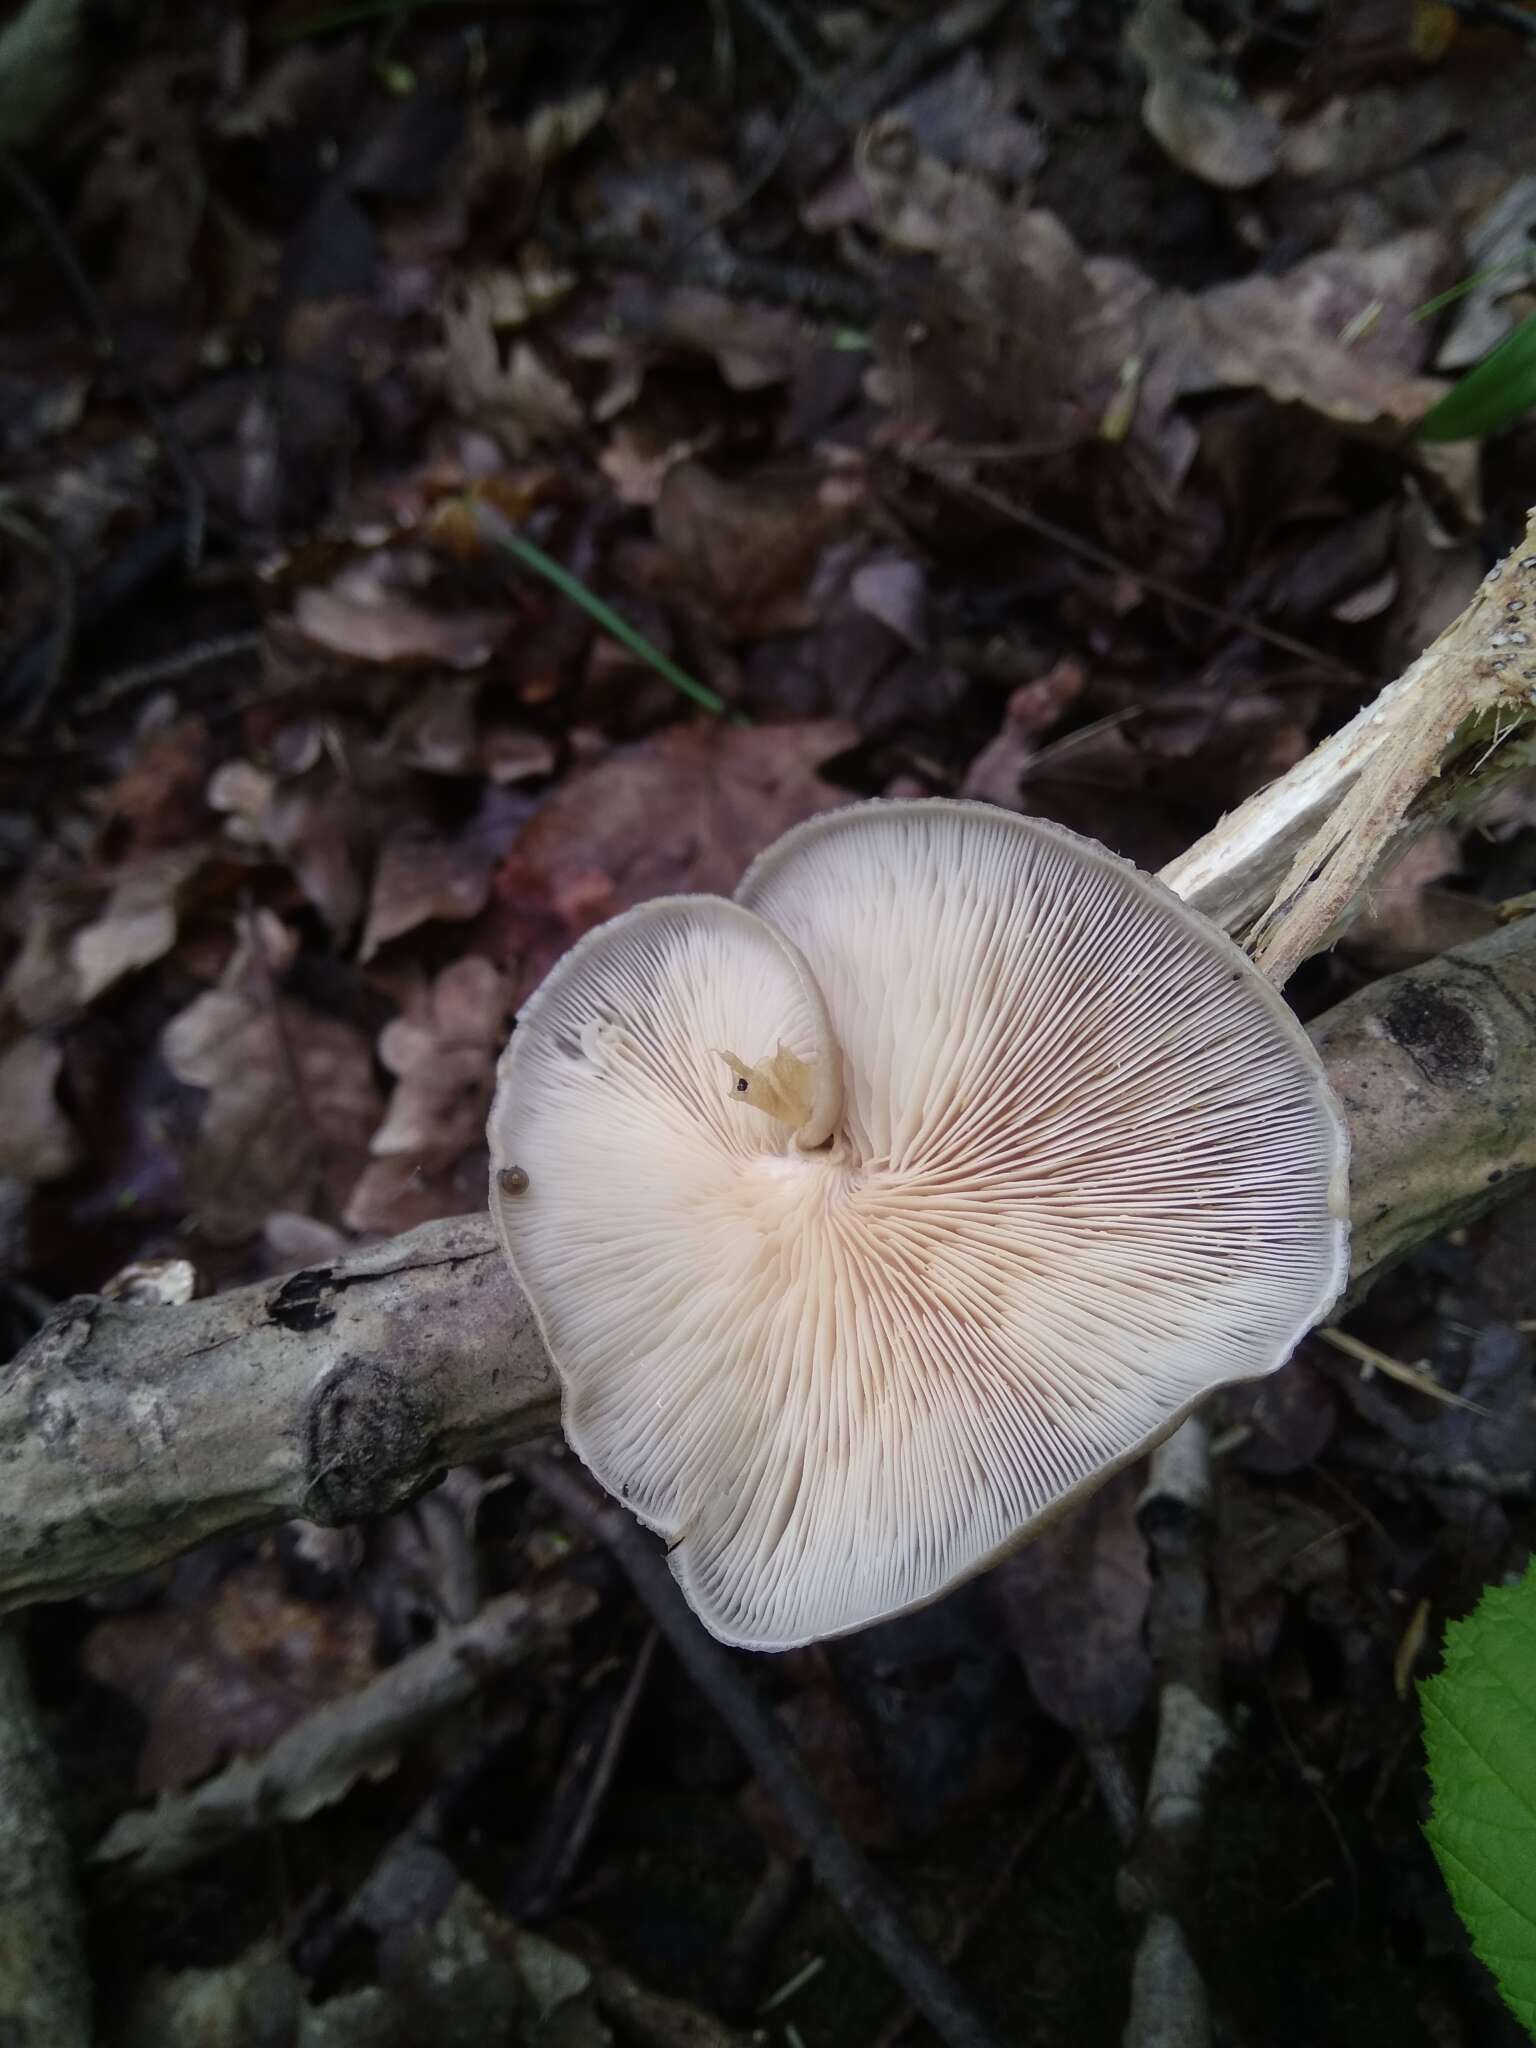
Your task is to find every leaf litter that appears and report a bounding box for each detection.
[5,3,1536,2041]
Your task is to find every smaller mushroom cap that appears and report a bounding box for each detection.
[490,799,1349,1652]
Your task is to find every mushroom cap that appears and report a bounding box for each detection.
[489,799,1349,1652]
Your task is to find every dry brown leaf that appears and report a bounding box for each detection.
[161,910,381,1241]
[650,463,851,637]
[294,583,508,670]
[1248,525,1536,981]
[344,957,511,1235]
[369,957,510,1164]
[359,790,531,961]
[993,1471,1153,1738]
[861,183,1164,460]
[81,1560,379,1795]
[894,48,1045,185]
[444,273,585,453]
[76,55,206,307]
[388,681,556,784]
[1126,0,1280,191]
[0,1033,79,1181]
[2,878,90,1028]
[635,283,808,393]
[488,718,856,1001]
[1186,229,1455,427]
[245,760,373,943]
[69,850,204,1005]
[92,716,213,850]
[960,658,1087,810]
[1340,826,1501,974]
[856,113,1009,255]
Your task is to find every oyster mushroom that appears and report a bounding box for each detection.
[489,799,1348,1651]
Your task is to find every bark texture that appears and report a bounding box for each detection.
[0,1211,557,1612]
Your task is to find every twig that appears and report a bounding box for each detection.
[1316,1326,1491,1415]
[92,1580,593,1878]
[718,1850,805,2017]
[507,1625,658,1919]
[1164,510,1536,975]
[514,1450,1011,2048]
[0,147,207,568]
[0,1628,90,2047]
[905,452,1369,685]
[76,628,262,716]
[1119,1420,1225,2048]
[571,225,879,325]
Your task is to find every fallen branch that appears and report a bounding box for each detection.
[1164,518,1536,979]
[0,1212,559,1613]
[91,1581,593,1878]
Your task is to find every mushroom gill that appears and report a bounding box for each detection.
[489,799,1349,1652]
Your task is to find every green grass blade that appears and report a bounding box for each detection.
[472,504,734,720]
[1416,311,1536,443]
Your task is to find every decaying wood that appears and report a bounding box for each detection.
[4,918,1536,1616]
[1316,916,1536,1289]
[1164,507,1536,982]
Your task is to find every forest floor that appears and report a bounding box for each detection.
[4,3,1536,2044]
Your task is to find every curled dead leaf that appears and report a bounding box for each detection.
[0,1033,79,1181]
[82,1560,379,1795]
[161,910,381,1241]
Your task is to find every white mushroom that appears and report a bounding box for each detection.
[489,799,1349,1653]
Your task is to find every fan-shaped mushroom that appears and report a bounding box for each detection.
[489,799,1348,1652]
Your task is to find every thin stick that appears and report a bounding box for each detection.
[78,629,262,715]
[1437,0,1536,38]
[508,1625,658,1919]
[516,1451,1010,2048]
[735,0,825,91]
[907,453,1369,684]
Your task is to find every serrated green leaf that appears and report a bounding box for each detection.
[1422,1562,1536,2038]
[1416,313,1536,443]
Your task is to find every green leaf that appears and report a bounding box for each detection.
[1416,312,1536,443]
[1422,1562,1536,2038]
